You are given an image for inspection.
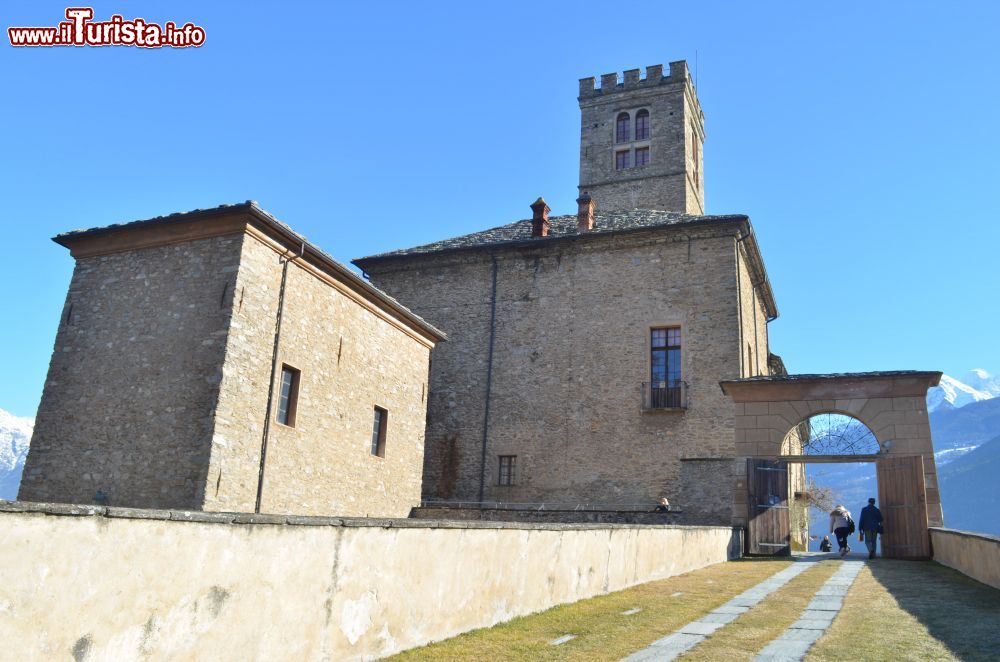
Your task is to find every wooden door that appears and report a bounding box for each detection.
[747,459,791,556]
[876,455,930,559]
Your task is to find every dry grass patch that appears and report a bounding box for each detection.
[682,559,838,661]
[809,560,1000,661]
[388,558,792,661]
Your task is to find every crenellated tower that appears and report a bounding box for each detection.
[578,61,705,214]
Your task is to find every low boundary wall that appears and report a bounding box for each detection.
[410,505,687,525]
[0,501,740,661]
[930,527,1000,590]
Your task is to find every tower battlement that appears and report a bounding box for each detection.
[577,60,704,214]
[578,61,690,99]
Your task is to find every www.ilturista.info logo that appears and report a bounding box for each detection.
[8,8,205,48]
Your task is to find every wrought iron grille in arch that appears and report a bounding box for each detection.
[782,412,880,456]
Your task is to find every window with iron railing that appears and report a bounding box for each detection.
[642,380,687,409]
[647,327,685,409]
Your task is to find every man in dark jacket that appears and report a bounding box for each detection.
[858,497,883,559]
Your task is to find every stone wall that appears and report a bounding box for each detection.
[410,505,689,526]
[363,224,754,519]
[19,235,243,509]
[723,374,943,528]
[578,62,704,214]
[0,501,740,661]
[21,208,438,519]
[737,242,770,378]
[931,527,1000,590]
[204,233,433,517]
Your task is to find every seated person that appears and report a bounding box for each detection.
[819,535,832,552]
[653,497,670,513]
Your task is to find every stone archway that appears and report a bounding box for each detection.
[720,371,943,559]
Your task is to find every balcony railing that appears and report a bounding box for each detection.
[642,381,688,411]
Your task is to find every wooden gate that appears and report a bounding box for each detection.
[747,459,791,556]
[876,455,930,559]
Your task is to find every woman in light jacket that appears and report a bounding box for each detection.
[829,505,852,557]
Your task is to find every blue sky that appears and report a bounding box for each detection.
[1,1,998,418]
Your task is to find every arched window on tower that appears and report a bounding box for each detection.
[616,112,630,144]
[635,109,650,141]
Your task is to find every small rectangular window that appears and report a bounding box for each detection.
[276,365,300,427]
[371,406,388,457]
[635,147,649,167]
[615,150,630,171]
[498,455,516,486]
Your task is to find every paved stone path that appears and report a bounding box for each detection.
[621,560,818,662]
[752,560,864,661]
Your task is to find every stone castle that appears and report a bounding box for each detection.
[355,61,781,523]
[21,61,945,535]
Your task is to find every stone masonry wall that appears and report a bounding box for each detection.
[364,225,752,521]
[930,528,1000,590]
[578,63,704,214]
[19,235,242,509]
[204,233,432,517]
[737,243,770,379]
[0,501,739,661]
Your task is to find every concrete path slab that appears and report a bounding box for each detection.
[806,596,844,611]
[753,560,864,662]
[621,559,819,662]
[701,611,740,625]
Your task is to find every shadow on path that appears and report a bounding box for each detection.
[867,560,1000,660]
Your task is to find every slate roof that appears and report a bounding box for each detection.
[356,209,748,260]
[722,371,943,383]
[53,201,257,242]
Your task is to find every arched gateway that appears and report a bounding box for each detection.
[720,371,943,560]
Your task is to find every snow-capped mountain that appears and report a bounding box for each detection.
[927,373,995,412]
[964,368,1000,398]
[0,408,33,500]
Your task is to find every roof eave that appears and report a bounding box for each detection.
[354,214,750,269]
[53,202,447,344]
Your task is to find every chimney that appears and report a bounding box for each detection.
[530,197,550,237]
[576,193,594,231]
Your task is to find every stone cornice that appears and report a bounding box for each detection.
[719,371,943,402]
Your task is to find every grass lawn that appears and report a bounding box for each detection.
[682,559,838,661]
[809,560,1000,661]
[388,558,792,661]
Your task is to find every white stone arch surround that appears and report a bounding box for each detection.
[720,371,944,529]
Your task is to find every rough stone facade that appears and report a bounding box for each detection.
[19,235,241,508]
[352,61,784,526]
[359,221,776,524]
[19,204,443,517]
[206,232,436,517]
[578,62,705,214]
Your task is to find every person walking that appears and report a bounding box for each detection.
[858,497,883,559]
[829,505,853,557]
